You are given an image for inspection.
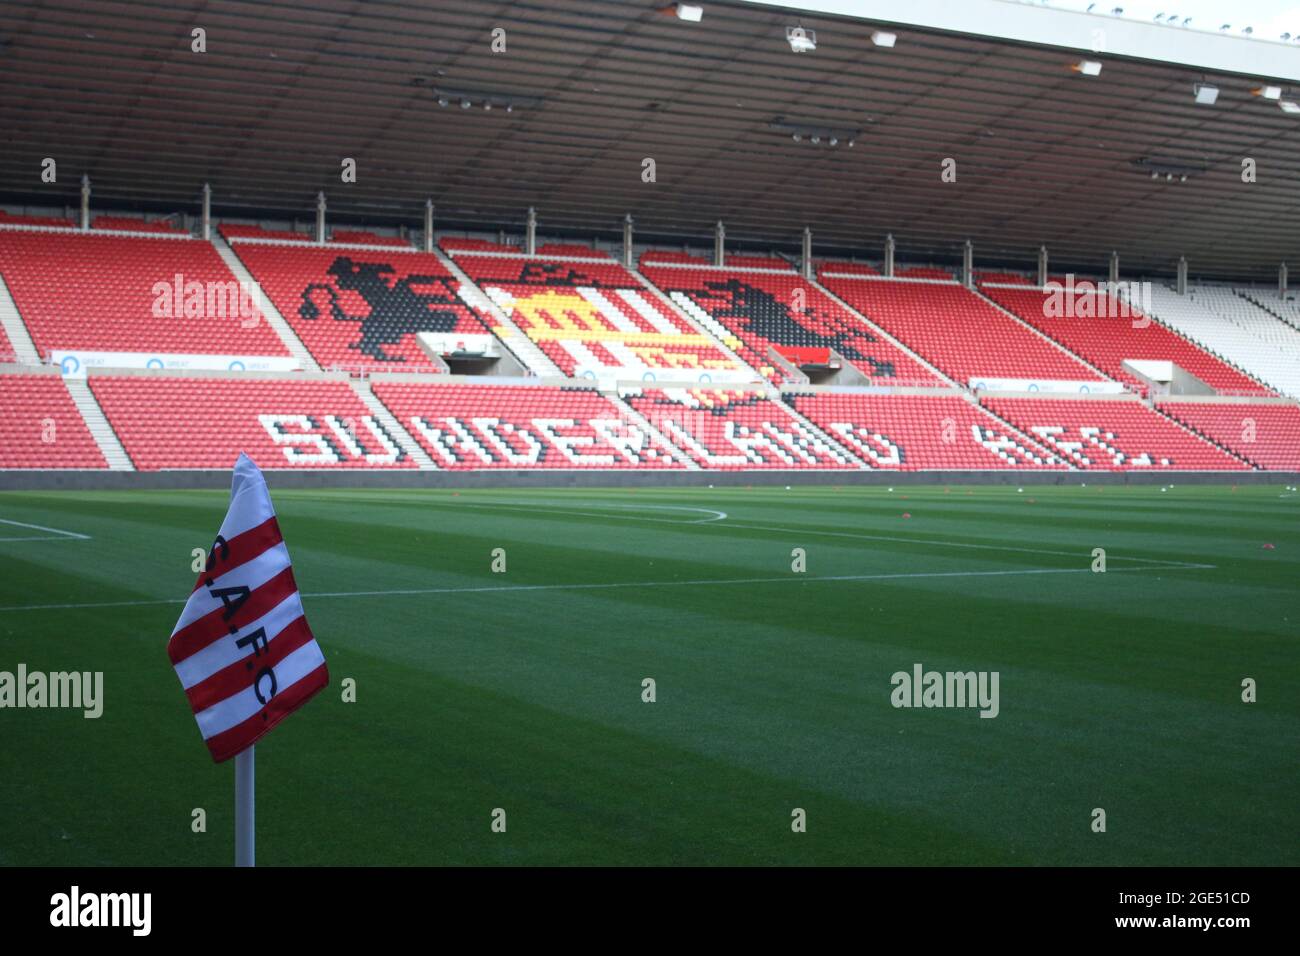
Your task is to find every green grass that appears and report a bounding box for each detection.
[0,483,1296,866]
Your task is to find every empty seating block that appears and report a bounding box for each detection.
[231,242,491,370]
[0,231,288,357]
[0,374,106,468]
[974,271,1034,286]
[820,276,1104,385]
[91,216,188,235]
[1158,402,1300,471]
[982,398,1249,471]
[220,224,310,242]
[622,387,857,470]
[371,381,682,470]
[0,211,74,227]
[984,286,1272,396]
[328,230,412,248]
[642,256,940,386]
[817,261,879,277]
[88,376,413,471]
[447,244,741,380]
[1158,286,1300,399]
[788,393,1062,470]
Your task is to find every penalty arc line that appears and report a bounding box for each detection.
[0,563,1212,613]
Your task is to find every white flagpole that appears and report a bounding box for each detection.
[235,745,255,867]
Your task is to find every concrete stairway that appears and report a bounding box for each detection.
[0,274,41,364]
[64,378,134,470]
[210,234,320,371]
[349,378,437,469]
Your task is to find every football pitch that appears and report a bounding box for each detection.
[1,483,1295,866]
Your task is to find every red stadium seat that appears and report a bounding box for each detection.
[0,231,289,358]
[641,255,941,387]
[372,381,683,469]
[787,392,1063,470]
[982,397,1250,471]
[984,286,1272,396]
[0,374,107,468]
[88,376,414,471]
[621,387,859,470]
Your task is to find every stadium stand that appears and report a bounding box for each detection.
[88,375,414,470]
[229,231,495,372]
[981,397,1250,470]
[0,210,74,227]
[1142,285,1300,399]
[0,229,288,358]
[0,373,107,468]
[1158,401,1300,471]
[982,285,1272,396]
[1236,287,1300,333]
[328,230,413,248]
[0,206,1296,478]
[819,271,1105,386]
[786,392,1063,470]
[641,254,941,386]
[90,216,188,234]
[446,242,744,382]
[620,387,860,469]
[371,380,683,469]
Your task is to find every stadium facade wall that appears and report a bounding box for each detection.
[1,469,1292,492]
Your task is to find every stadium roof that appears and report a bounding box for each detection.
[1,0,1298,279]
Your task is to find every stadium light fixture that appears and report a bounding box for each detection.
[1253,85,1283,100]
[1073,59,1103,76]
[786,26,817,53]
[1280,100,1300,114]
[1193,84,1219,105]
[663,3,703,22]
[871,30,897,48]
[769,118,861,147]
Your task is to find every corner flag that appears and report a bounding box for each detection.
[167,453,329,763]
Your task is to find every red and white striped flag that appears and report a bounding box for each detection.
[168,453,329,762]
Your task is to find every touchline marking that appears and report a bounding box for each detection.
[712,520,1214,569]
[0,564,1210,613]
[0,518,91,541]
[298,495,730,525]
[446,501,730,524]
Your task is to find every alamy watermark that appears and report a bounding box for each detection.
[890,663,999,718]
[151,273,260,327]
[0,664,103,718]
[1043,274,1153,328]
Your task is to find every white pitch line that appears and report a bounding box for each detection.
[0,518,91,541]
[711,520,1215,569]
[0,563,1211,613]
[445,501,729,524]
[296,496,730,525]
